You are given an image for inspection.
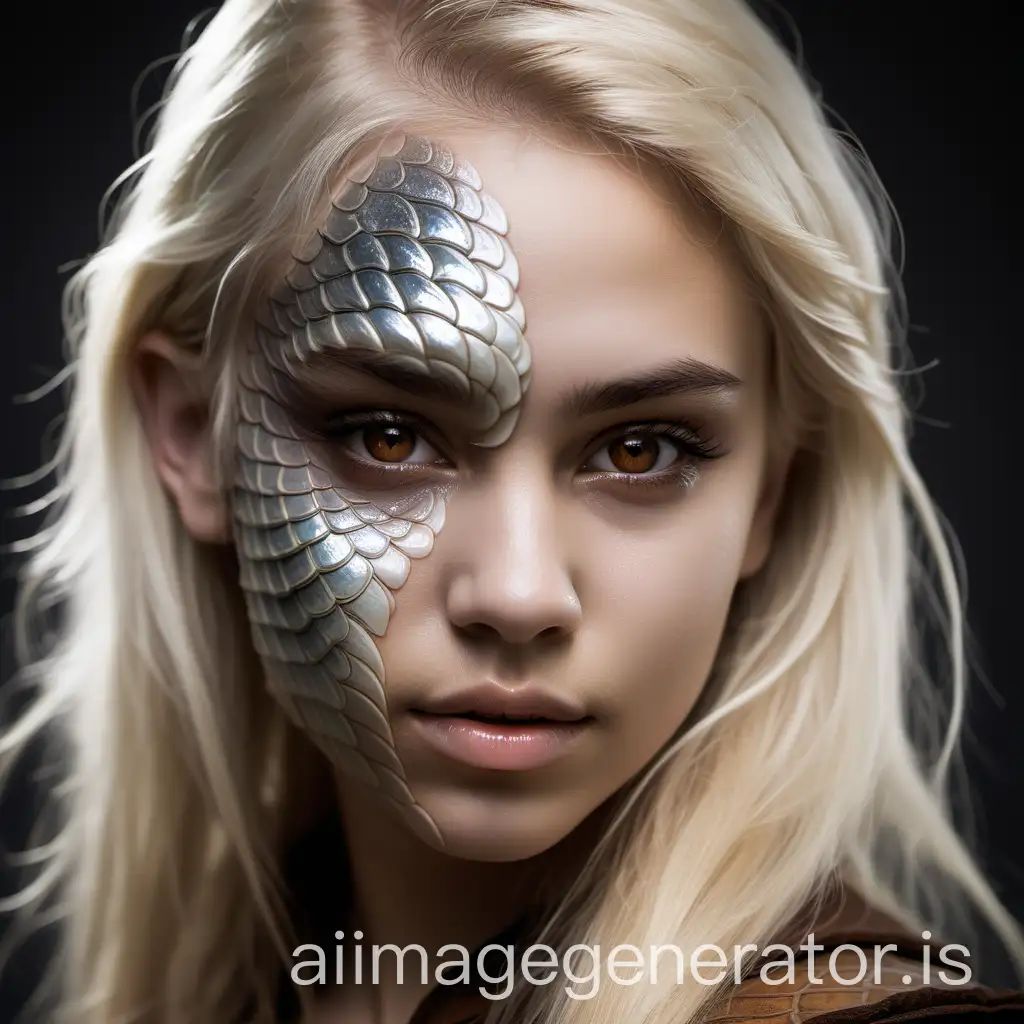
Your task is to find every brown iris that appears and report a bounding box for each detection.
[607,435,659,473]
[364,424,416,463]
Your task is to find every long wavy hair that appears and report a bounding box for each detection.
[2,1,1021,1021]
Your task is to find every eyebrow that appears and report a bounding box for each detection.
[290,346,472,406]
[563,357,742,417]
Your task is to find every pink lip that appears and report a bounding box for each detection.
[410,712,591,771]
[414,682,588,723]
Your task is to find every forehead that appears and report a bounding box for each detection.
[416,125,766,395]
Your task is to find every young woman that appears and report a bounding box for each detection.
[3,1,1022,1022]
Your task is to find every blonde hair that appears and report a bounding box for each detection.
[3,1,1021,1021]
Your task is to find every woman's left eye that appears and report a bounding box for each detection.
[584,432,683,476]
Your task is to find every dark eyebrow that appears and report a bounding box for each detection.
[288,346,472,406]
[563,357,742,418]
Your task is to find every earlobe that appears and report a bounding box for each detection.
[130,330,231,544]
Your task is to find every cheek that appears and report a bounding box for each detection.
[582,492,755,760]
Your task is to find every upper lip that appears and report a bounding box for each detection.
[413,683,589,722]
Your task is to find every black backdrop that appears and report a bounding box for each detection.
[1,2,1020,1018]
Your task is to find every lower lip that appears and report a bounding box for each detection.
[410,713,591,771]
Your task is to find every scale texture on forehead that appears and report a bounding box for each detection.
[265,133,532,447]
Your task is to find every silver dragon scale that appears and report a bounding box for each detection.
[232,134,531,845]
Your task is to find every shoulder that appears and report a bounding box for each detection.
[700,948,1024,1023]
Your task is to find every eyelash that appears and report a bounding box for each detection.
[320,410,724,490]
[321,410,450,467]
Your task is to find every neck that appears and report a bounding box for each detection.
[337,781,571,952]
[288,774,610,1024]
[319,779,604,1024]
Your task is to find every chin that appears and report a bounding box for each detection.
[410,785,589,861]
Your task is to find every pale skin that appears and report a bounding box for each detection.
[132,123,792,1024]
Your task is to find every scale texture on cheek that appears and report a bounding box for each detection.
[231,134,531,844]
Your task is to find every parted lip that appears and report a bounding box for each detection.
[412,683,589,723]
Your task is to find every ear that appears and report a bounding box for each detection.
[130,329,231,544]
[739,440,794,580]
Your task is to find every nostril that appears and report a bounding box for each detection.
[454,620,506,645]
[451,619,573,648]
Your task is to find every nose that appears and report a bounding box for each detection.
[444,462,582,646]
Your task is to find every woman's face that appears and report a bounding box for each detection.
[144,124,784,862]
[286,127,781,859]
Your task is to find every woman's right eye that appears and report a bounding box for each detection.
[332,416,447,468]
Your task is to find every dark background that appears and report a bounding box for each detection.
[1,2,1020,1019]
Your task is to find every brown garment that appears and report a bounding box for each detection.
[406,891,1024,1024]
[701,948,1022,1023]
